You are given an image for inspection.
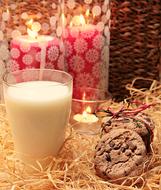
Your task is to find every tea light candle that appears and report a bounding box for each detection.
[72,106,99,135]
[64,11,104,98]
[10,19,62,71]
[73,106,98,124]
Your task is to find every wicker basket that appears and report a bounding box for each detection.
[109,0,161,101]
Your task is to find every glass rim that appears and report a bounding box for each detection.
[72,98,109,104]
[72,87,111,103]
[2,68,73,87]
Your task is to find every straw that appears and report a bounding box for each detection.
[0,79,161,189]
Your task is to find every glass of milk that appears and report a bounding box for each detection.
[3,69,73,165]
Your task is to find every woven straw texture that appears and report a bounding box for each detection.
[109,0,161,101]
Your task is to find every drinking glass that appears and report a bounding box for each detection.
[3,69,73,164]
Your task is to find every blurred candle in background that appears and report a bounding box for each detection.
[10,19,64,72]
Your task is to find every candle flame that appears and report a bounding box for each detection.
[27,28,38,39]
[6,8,9,14]
[86,9,90,17]
[70,21,73,28]
[26,19,33,27]
[82,106,91,118]
[26,19,38,39]
[70,14,86,26]
[61,13,66,26]
[86,106,91,113]
[80,15,86,26]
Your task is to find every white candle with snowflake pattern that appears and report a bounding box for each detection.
[10,20,64,72]
[63,14,106,99]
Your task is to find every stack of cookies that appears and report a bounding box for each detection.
[94,110,155,183]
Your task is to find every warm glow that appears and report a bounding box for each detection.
[26,19,38,39]
[73,105,98,123]
[82,106,91,118]
[6,8,10,14]
[27,28,38,39]
[82,110,88,118]
[86,106,91,113]
[70,22,73,27]
[80,15,86,26]
[26,19,33,27]
[86,9,90,17]
[70,14,87,27]
[61,13,66,26]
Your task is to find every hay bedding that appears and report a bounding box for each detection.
[0,79,161,190]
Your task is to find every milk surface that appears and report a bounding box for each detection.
[5,81,72,161]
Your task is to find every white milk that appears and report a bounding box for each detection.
[5,81,72,162]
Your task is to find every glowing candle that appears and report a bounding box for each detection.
[10,19,63,72]
[64,10,104,99]
[73,106,98,124]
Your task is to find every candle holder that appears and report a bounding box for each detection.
[70,87,111,135]
[0,1,66,74]
[63,0,110,99]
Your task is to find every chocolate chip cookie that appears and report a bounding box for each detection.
[94,128,147,180]
[101,112,154,152]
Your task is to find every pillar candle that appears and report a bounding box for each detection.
[63,15,105,99]
[10,20,64,72]
[10,36,64,71]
